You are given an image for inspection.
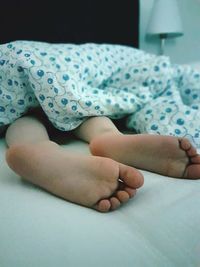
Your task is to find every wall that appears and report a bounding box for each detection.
[139,0,200,63]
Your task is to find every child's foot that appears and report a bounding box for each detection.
[90,133,200,179]
[6,141,144,212]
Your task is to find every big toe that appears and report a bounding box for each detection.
[184,164,200,179]
[119,163,144,188]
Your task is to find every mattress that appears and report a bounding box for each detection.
[189,61,200,70]
[0,136,200,267]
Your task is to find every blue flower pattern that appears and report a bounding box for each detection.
[1,41,200,147]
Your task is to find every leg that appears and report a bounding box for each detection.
[5,116,50,146]
[74,116,122,143]
[5,115,144,212]
[74,117,200,179]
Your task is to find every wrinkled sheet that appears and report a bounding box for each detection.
[1,41,200,148]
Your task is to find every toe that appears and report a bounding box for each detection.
[110,197,121,210]
[95,199,111,212]
[119,163,144,188]
[187,146,198,157]
[190,155,200,164]
[179,138,198,157]
[118,182,137,198]
[183,164,200,179]
[124,187,137,198]
[179,138,192,151]
[115,191,130,203]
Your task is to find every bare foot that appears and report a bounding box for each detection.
[90,133,200,179]
[6,141,144,212]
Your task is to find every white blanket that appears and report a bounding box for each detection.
[1,41,200,148]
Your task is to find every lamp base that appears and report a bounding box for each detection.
[160,34,167,55]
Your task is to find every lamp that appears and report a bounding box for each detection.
[147,0,184,55]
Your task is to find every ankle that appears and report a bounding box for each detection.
[7,140,58,151]
[6,140,58,171]
[89,131,122,156]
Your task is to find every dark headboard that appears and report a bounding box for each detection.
[1,0,139,47]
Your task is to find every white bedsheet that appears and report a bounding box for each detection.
[0,137,200,267]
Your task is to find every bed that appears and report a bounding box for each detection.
[0,1,200,266]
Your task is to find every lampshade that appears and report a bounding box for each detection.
[147,0,183,38]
